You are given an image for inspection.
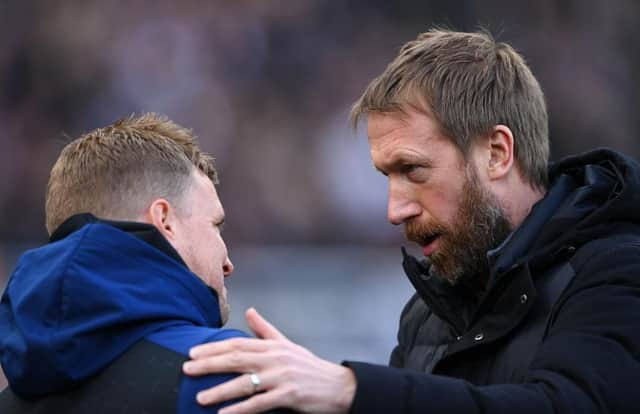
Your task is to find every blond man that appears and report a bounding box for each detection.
[0,115,278,413]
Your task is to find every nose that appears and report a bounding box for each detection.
[223,256,234,277]
[387,180,421,225]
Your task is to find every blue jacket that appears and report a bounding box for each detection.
[0,215,247,413]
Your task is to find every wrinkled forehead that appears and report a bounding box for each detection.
[366,110,467,173]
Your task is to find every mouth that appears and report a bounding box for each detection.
[421,234,440,256]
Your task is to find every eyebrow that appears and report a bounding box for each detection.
[375,153,433,175]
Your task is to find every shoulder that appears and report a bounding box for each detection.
[569,230,640,288]
[146,325,249,413]
[147,324,249,356]
[546,228,640,334]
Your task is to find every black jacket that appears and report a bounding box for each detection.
[345,149,640,413]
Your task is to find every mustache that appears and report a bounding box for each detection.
[404,219,448,245]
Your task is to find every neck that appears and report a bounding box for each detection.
[507,184,546,228]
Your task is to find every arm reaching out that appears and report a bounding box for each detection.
[183,308,356,414]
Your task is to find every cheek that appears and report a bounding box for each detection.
[205,236,226,278]
[420,186,464,225]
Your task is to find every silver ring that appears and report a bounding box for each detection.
[249,373,261,394]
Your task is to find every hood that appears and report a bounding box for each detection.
[401,148,640,332]
[543,148,640,242]
[0,216,222,397]
[492,148,640,274]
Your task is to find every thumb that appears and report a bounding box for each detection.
[246,307,287,341]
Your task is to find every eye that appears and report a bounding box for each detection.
[401,164,419,174]
[213,220,225,233]
[401,164,427,182]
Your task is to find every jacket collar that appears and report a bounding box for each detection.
[50,213,186,267]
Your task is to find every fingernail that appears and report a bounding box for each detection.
[183,362,193,373]
[196,392,207,404]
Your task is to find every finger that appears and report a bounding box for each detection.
[184,351,266,376]
[246,308,287,341]
[218,389,291,414]
[190,337,267,359]
[196,373,260,406]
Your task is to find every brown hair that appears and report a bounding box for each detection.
[351,29,549,190]
[45,113,218,235]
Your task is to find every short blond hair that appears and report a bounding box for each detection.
[351,29,549,190]
[45,113,218,235]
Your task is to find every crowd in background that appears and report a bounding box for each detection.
[1,0,639,250]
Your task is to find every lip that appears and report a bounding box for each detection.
[422,236,439,256]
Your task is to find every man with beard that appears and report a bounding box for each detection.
[182,29,640,413]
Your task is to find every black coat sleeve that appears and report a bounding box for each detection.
[344,243,640,414]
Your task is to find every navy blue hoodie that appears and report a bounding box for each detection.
[0,215,247,412]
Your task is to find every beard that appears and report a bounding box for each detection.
[405,165,513,285]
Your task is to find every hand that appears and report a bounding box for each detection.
[182,308,356,414]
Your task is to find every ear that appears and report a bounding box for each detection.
[486,124,515,181]
[142,198,178,241]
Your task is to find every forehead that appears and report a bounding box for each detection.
[366,110,463,169]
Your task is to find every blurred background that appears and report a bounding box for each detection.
[1,0,639,390]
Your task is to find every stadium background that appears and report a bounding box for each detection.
[1,0,639,389]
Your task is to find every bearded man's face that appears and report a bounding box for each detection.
[405,165,512,283]
[367,109,512,284]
